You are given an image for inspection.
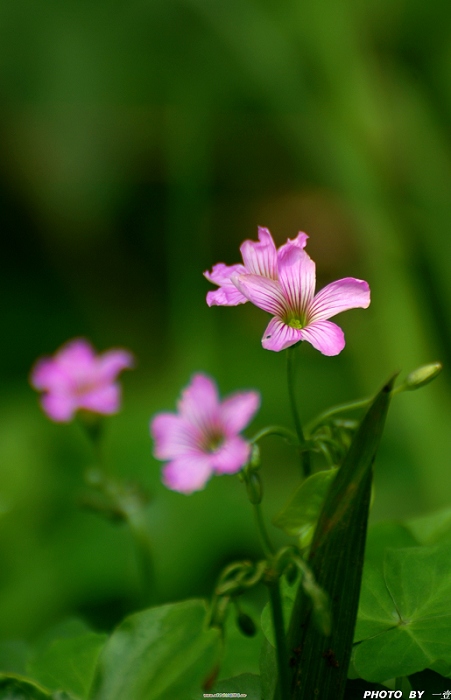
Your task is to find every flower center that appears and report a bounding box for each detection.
[204,430,225,453]
[285,311,307,330]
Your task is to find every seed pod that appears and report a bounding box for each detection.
[236,612,257,637]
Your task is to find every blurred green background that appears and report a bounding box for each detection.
[1,0,451,644]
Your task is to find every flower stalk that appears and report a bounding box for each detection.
[287,345,311,478]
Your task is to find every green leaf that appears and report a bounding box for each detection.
[27,633,107,700]
[406,506,451,545]
[409,668,450,694]
[364,521,419,567]
[353,542,451,682]
[260,575,300,648]
[214,674,261,700]
[259,638,276,700]
[261,596,294,649]
[272,469,337,548]
[0,674,51,699]
[0,642,30,676]
[355,522,419,640]
[217,609,262,680]
[286,375,395,700]
[89,600,221,700]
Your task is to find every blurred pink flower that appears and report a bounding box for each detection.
[205,228,370,355]
[31,339,134,422]
[151,374,260,494]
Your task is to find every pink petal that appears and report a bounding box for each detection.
[41,393,77,422]
[220,391,260,435]
[308,277,371,321]
[97,349,134,382]
[261,317,302,351]
[31,359,71,392]
[162,454,213,494]
[80,384,121,414]
[57,339,96,375]
[299,320,345,356]
[204,263,248,306]
[232,274,287,316]
[178,374,221,433]
[210,436,251,474]
[277,231,309,257]
[240,227,278,278]
[151,413,201,459]
[277,246,316,315]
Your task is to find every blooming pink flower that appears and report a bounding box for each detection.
[31,338,134,422]
[151,374,260,494]
[204,227,308,306]
[205,228,370,355]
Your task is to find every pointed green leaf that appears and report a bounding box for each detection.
[353,542,451,681]
[286,375,395,700]
[27,633,107,700]
[89,600,221,700]
[272,469,337,548]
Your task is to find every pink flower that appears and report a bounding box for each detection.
[151,374,260,494]
[204,227,308,307]
[30,338,134,422]
[205,228,370,355]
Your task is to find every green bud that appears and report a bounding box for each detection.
[245,471,263,505]
[236,612,257,637]
[404,362,442,390]
[250,443,261,469]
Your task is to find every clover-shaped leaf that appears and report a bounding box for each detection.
[354,543,451,682]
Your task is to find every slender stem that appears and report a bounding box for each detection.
[253,503,275,558]
[126,509,155,605]
[250,425,299,445]
[286,345,311,477]
[268,580,290,700]
[305,396,370,435]
[305,382,406,436]
[249,492,289,697]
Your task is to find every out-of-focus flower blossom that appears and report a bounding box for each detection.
[30,339,134,422]
[151,374,260,494]
[205,228,370,355]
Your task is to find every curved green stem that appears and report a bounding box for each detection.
[253,503,275,559]
[305,396,370,435]
[250,425,299,445]
[287,345,311,477]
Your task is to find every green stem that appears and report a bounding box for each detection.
[253,503,275,558]
[268,580,290,700]
[250,425,299,445]
[287,345,311,477]
[305,396,371,435]
[250,495,289,697]
[127,510,155,604]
